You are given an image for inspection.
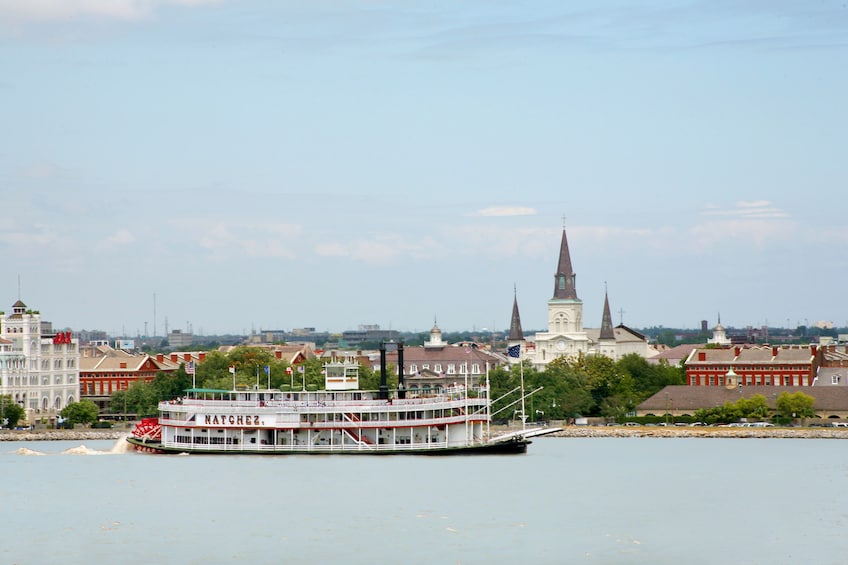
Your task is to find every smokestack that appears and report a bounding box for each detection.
[379,341,389,400]
[397,341,406,399]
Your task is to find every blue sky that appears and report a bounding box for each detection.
[1,0,846,337]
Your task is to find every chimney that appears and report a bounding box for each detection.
[397,341,406,399]
[275,351,282,359]
[772,346,778,357]
[734,346,741,356]
[698,352,706,362]
[170,354,178,362]
[199,352,206,361]
[184,353,191,361]
[119,362,127,369]
[156,354,164,362]
[378,342,389,400]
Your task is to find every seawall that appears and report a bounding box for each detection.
[0,429,125,442]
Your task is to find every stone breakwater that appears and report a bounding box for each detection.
[0,429,125,442]
[544,426,848,439]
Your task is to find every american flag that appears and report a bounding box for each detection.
[185,361,195,375]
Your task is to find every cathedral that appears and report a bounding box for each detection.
[507,227,651,369]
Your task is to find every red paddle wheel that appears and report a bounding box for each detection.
[130,417,163,453]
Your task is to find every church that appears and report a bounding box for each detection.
[507,227,651,369]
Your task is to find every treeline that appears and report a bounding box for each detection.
[488,353,684,421]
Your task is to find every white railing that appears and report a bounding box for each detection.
[159,414,487,429]
[158,439,478,453]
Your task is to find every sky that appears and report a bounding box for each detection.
[1,0,847,337]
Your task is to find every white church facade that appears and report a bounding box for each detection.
[508,227,651,369]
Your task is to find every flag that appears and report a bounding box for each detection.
[297,365,305,373]
[507,344,521,358]
[264,365,270,375]
[186,361,195,375]
[229,366,236,374]
[286,367,293,375]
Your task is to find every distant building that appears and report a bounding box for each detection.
[79,345,182,411]
[685,345,817,387]
[383,323,507,391]
[168,329,193,349]
[509,227,650,367]
[0,300,80,423]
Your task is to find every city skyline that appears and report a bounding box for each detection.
[1,1,846,336]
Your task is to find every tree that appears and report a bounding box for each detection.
[776,391,816,420]
[0,395,25,429]
[61,400,100,425]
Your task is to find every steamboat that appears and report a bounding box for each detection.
[128,344,556,455]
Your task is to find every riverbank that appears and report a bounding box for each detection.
[533,425,848,439]
[0,429,126,441]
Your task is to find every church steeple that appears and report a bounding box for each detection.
[508,286,524,341]
[552,226,578,300]
[600,287,615,340]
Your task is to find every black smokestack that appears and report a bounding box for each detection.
[397,341,406,399]
[379,341,389,400]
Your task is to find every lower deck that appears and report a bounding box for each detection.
[160,420,485,453]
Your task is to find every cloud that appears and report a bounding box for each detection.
[0,0,220,23]
[467,206,537,217]
[315,234,440,264]
[192,221,301,260]
[97,229,135,250]
[702,200,790,220]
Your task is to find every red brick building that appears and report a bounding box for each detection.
[685,345,817,387]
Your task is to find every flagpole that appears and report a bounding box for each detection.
[520,356,526,431]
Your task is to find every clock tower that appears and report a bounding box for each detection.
[528,226,589,368]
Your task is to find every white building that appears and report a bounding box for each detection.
[512,227,650,368]
[0,300,80,423]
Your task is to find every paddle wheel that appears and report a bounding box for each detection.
[129,417,164,453]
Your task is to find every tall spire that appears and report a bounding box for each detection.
[600,286,615,340]
[552,226,578,300]
[508,285,524,341]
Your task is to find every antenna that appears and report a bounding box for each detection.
[618,308,625,325]
[17,274,21,300]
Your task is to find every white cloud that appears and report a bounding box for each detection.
[314,234,440,264]
[192,221,301,260]
[467,206,537,217]
[97,229,135,250]
[0,0,219,23]
[702,200,790,220]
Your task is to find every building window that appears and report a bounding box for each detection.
[472,364,480,374]
[447,364,455,375]
[832,375,841,385]
[434,364,442,373]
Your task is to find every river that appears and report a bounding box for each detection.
[3,436,847,564]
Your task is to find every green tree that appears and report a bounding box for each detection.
[0,395,25,428]
[739,394,770,419]
[776,391,816,420]
[61,400,100,425]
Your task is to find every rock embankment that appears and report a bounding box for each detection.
[544,426,848,439]
[0,429,125,442]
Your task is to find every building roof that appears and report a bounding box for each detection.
[637,385,848,413]
[552,227,578,300]
[599,291,615,340]
[648,343,699,364]
[508,292,524,341]
[686,345,815,366]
